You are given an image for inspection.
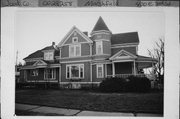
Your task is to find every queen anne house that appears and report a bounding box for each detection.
[20,17,157,88]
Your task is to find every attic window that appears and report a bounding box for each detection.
[72,37,78,43]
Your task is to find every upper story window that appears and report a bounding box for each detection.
[69,44,81,57]
[72,37,78,43]
[44,51,54,60]
[96,41,103,55]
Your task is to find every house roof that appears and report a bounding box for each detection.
[92,16,110,32]
[111,32,139,45]
[24,45,59,60]
[136,55,157,62]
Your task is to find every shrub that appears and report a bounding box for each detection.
[99,76,151,93]
[99,77,127,93]
[127,76,151,92]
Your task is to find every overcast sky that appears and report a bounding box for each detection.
[15,9,165,64]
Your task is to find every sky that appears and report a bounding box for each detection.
[15,9,165,64]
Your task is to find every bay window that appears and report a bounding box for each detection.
[66,64,84,79]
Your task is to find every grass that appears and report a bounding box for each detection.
[15,89,163,114]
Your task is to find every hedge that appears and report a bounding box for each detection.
[99,76,151,93]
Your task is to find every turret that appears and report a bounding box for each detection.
[91,16,111,57]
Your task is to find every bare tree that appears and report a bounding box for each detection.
[148,38,164,84]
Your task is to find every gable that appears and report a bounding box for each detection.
[110,50,137,60]
[33,60,47,66]
[58,26,93,47]
[64,30,89,44]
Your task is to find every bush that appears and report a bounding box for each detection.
[127,76,151,92]
[99,77,127,93]
[99,76,151,93]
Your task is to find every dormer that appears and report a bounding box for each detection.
[42,42,57,61]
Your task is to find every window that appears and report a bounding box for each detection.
[97,64,104,78]
[96,41,103,55]
[44,68,56,79]
[69,44,81,57]
[72,37,78,43]
[44,51,54,60]
[31,69,38,76]
[66,64,84,79]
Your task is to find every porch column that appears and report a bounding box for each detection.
[105,63,107,78]
[59,65,61,83]
[90,62,92,82]
[112,62,115,77]
[133,60,136,75]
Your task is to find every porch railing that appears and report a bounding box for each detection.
[106,74,155,80]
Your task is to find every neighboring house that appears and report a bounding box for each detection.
[20,17,157,88]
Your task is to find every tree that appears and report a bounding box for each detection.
[148,38,164,85]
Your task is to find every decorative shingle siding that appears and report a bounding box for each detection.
[111,46,137,56]
[64,32,88,44]
[61,46,69,58]
[81,43,90,56]
[103,41,111,55]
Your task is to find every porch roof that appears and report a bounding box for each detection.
[136,55,157,69]
[21,63,60,70]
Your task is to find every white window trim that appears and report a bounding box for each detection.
[96,64,104,78]
[69,44,81,57]
[96,41,103,55]
[66,64,84,79]
[44,51,54,61]
[44,68,56,80]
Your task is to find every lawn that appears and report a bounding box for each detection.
[15,89,163,114]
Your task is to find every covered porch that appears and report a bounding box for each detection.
[106,55,157,79]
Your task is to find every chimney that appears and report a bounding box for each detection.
[83,32,88,36]
[52,42,55,46]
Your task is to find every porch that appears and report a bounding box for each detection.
[105,56,157,80]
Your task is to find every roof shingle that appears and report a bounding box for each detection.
[111,32,139,45]
[92,16,110,32]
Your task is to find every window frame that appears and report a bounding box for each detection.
[69,44,81,57]
[96,64,104,78]
[44,51,54,61]
[72,37,78,43]
[96,41,103,55]
[31,69,38,76]
[66,64,84,79]
[44,68,56,80]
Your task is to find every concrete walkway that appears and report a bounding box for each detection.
[15,103,162,117]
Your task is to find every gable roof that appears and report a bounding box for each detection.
[58,26,93,47]
[92,16,110,32]
[23,45,59,60]
[109,49,137,60]
[111,32,139,45]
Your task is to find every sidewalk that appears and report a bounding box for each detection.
[15,103,162,117]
